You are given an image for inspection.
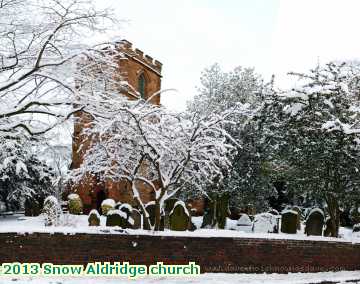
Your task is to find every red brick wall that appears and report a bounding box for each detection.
[1,233,359,273]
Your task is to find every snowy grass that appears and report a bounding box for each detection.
[0,271,359,284]
[0,214,358,243]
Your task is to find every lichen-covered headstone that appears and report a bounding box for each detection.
[101,199,115,216]
[88,209,100,226]
[67,193,83,215]
[169,201,190,231]
[236,213,252,233]
[106,209,131,228]
[281,210,298,234]
[252,213,278,233]
[305,208,324,236]
[130,209,142,229]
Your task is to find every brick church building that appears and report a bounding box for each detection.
[71,40,163,214]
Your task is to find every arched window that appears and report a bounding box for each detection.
[138,73,146,99]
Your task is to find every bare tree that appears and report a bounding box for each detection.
[0,0,118,137]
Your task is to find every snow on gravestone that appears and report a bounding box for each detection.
[169,201,190,231]
[88,209,100,226]
[235,213,252,233]
[67,193,83,215]
[305,208,324,236]
[106,209,132,228]
[143,202,165,230]
[101,199,115,216]
[281,210,298,234]
[252,213,278,233]
[130,209,142,229]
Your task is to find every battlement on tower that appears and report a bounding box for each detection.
[116,39,162,74]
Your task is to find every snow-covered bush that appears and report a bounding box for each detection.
[67,194,83,215]
[0,138,55,212]
[42,196,62,226]
[101,199,115,215]
[88,209,101,226]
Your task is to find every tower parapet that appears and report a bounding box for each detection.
[117,40,162,74]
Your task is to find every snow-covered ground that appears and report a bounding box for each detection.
[0,271,359,284]
[0,214,358,243]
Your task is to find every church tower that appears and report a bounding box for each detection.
[71,40,162,213]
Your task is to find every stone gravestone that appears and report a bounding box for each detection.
[88,209,100,226]
[235,213,253,233]
[101,199,115,216]
[252,213,278,233]
[164,198,179,229]
[292,206,302,230]
[67,193,83,215]
[324,217,333,237]
[281,210,298,234]
[143,202,164,230]
[25,198,43,217]
[130,209,142,230]
[353,223,360,233]
[106,209,131,228]
[305,208,324,236]
[169,201,190,231]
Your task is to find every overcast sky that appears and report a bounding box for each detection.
[97,0,360,110]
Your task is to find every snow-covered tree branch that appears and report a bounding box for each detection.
[70,100,238,230]
[0,0,120,137]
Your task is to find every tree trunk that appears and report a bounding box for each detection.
[326,194,340,237]
[154,200,162,231]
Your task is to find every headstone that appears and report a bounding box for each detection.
[169,201,190,231]
[88,209,100,226]
[25,199,42,216]
[268,209,279,216]
[324,217,333,237]
[353,223,360,233]
[235,213,252,233]
[143,202,164,230]
[67,194,83,215]
[281,210,298,234]
[101,199,115,216]
[106,209,131,228]
[305,208,324,236]
[164,198,179,229]
[229,207,242,220]
[119,203,133,217]
[130,209,142,229]
[292,206,302,230]
[114,202,122,209]
[252,213,278,233]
